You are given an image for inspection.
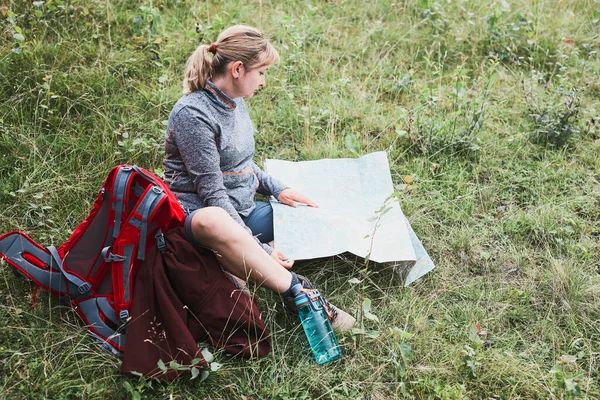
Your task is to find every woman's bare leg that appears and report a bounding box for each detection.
[189,207,292,293]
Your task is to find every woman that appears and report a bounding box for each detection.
[163,25,354,330]
[164,25,315,268]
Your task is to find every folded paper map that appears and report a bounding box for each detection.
[265,151,435,286]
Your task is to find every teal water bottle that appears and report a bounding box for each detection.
[292,284,342,364]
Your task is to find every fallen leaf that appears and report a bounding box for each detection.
[558,354,576,365]
[403,175,413,184]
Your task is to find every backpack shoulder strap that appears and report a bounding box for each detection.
[47,246,91,299]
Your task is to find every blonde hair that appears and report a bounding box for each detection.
[183,25,280,95]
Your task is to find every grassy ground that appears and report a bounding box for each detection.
[1,0,599,398]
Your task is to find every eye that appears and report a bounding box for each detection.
[259,72,265,76]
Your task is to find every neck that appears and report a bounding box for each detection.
[210,75,239,99]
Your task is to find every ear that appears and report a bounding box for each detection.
[230,61,245,78]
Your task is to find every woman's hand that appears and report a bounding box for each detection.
[277,188,318,208]
[270,248,294,269]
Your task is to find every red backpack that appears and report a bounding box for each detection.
[0,165,185,356]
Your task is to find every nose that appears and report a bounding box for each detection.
[260,76,266,87]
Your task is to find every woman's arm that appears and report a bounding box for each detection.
[251,161,318,208]
[251,161,287,198]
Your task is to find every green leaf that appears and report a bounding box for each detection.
[365,312,379,322]
[201,347,214,362]
[362,298,372,313]
[210,362,222,372]
[122,381,133,392]
[350,327,366,335]
[191,367,200,380]
[550,364,562,374]
[132,392,141,400]
[398,342,412,359]
[365,330,380,339]
[348,278,361,284]
[157,359,166,372]
[169,360,187,370]
[200,370,210,382]
[13,33,25,42]
[345,134,359,155]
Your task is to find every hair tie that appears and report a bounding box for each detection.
[208,44,217,54]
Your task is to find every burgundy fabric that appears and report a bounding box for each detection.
[122,226,270,380]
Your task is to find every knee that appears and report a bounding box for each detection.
[191,207,230,238]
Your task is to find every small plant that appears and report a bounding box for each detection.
[420,0,448,35]
[2,8,27,55]
[397,64,497,160]
[461,345,480,378]
[526,83,581,148]
[550,355,583,398]
[349,197,396,345]
[122,374,153,400]
[483,3,537,66]
[461,322,487,378]
[153,347,222,381]
[389,328,413,379]
[132,3,162,41]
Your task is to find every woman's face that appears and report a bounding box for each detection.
[235,64,269,98]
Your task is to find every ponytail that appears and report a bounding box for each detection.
[183,44,212,95]
[182,25,279,95]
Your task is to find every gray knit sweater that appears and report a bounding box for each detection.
[163,81,287,254]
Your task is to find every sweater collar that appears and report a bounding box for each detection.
[204,80,236,111]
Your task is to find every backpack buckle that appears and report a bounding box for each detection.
[102,247,125,263]
[78,282,92,295]
[155,230,166,253]
[107,253,125,262]
[119,310,130,322]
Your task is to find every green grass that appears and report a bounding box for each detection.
[1,0,599,398]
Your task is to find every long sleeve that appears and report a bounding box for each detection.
[170,107,274,254]
[251,161,288,198]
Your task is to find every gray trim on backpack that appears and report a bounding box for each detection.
[0,233,69,293]
[48,246,91,299]
[96,297,119,325]
[112,167,135,238]
[128,185,165,261]
[79,298,126,349]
